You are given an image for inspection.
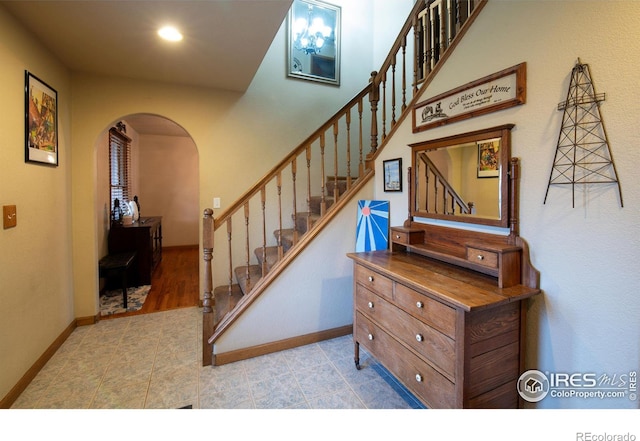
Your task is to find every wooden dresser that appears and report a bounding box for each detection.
[348,244,539,408]
[108,216,162,286]
[348,125,541,408]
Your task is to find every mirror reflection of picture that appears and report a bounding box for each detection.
[287,0,341,85]
[477,138,500,178]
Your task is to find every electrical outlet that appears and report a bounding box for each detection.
[213,197,221,209]
[3,205,17,229]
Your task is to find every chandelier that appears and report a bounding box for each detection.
[292,4,332,55]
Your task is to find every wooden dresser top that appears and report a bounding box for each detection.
[347,250,540,312]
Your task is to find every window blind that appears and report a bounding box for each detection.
[109,127,131,218]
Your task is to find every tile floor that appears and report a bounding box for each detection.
[11,307,423,409]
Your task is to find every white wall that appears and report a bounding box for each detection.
[375,0,640,409]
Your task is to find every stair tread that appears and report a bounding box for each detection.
[234,264,263,295]
[213,284,244,322]
[254,245,282,270]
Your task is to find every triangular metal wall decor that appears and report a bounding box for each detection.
[544,59,623,207]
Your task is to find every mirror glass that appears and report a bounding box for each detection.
[410,125,513,228]
[287,0,341,85]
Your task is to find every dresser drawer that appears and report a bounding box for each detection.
[390,227,424,245]
[355,312,455,409]
[466,246,498,269]
[356,285,455,379]
[355,264,393,301]
[394,283,457,339]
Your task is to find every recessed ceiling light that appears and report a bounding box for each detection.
[158,26,183,42]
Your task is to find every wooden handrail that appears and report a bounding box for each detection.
[202,0,488,365]
[213,85,371,230]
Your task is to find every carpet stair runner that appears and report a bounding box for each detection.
[211,178,350,322]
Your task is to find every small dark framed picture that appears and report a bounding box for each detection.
[25,71,58,166]
[383,158,402,192]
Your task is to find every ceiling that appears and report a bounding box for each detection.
[2,0,293,136]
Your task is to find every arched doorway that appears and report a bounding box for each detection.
[95,113,200,318]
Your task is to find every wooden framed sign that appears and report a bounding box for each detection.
[413,63,526,133]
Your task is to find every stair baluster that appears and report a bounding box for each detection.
[333,122,339,205]
[260,186,267,277]
[368,71,379,159]
[291,157,299,246]
[305,144,312,233]
[346,109,352,189]
[381,70,387,140]
[243,202,252,292]
[358,98,364,178]
[319,133,327,216]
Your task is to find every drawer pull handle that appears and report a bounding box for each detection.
[415,374,423,383]
[416,334,423,342]
[395,234,401,239]
[477,254,484,260]
[368,301,374,309]
[368,276,374,282]
[416,301,423,309]
[368,333,374,341]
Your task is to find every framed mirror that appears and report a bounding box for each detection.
[287,0,341,85]
[409,125,514,228]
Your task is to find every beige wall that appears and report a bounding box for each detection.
[137,133,199,247]
[0,6,73,399]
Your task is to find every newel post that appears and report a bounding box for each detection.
[202,208,215,366]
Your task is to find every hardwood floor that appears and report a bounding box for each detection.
[102,246,200,320]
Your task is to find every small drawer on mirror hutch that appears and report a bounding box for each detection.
[390,227,424,246]
[466,246,498,269]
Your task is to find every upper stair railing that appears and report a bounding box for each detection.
[202,0,487,366]
[418,152,473,215]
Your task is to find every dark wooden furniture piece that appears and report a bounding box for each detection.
[98,251,137,309]
[347,125,541,408]
[108,216,162,286]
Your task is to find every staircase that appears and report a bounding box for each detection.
[202,0,488,366]
[216,177,349,315]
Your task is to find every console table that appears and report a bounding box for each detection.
[108,216,162,286]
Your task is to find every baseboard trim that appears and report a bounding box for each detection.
[163,244,198,251]
[212,324,352,366]
[0,319,77,409]
[77,314,100,326]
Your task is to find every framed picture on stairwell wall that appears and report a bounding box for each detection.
[25,71,58,166]
[383,158,402,192]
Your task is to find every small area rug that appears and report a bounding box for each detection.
[100,285,151,316]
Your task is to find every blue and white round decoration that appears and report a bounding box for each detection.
[355,200,390,252]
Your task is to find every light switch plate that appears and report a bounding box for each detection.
[213,197,221,209]
[3,205,17,229]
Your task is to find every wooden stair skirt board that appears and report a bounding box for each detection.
[212,324,353,366]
